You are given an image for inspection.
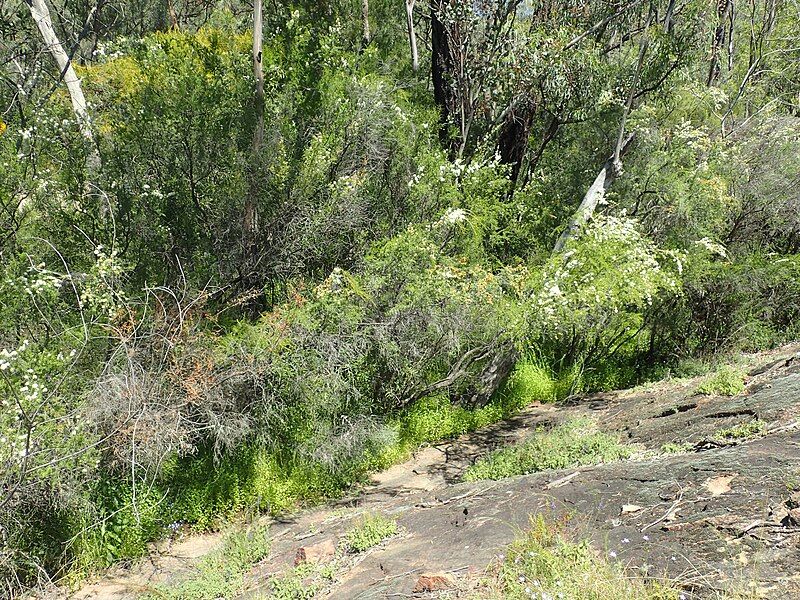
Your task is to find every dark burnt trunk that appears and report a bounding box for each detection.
[431,0,456,148]
[497,99,535,183]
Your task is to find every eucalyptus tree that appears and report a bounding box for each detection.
[24,0,101,172]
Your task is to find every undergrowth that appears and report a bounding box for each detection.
[139,527,270,600]
[66,358,561,580]
[485,516,684,600]
[462,418,634,482]
[344,513,398,552]
[695,365,746,396]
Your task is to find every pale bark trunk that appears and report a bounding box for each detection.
[362,0,371,45]
[406,0,418,72]
[244,0,264,244]
[554,13,652,253]
[552,134,636,253]
[27,0,100,172]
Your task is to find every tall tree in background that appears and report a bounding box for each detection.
[430,0,522,157]
[25,0,101,173]
[406,0,418,71]
[707,0,734,85]
[244,0,264,251]
[362,0,371,45]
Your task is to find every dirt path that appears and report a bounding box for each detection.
[70,346,800,599]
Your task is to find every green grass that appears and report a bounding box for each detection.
[344,513,399,552]
[484,515,759,599]
[660,442,693,454]
[63,359,597,583]
[268,560,339,600]
[714,419,766,441]
[502,360,559,403]
[485,516,683,600]
[140,527,270,600]
[462,418,634,482]
[695,365,746,396]
[363,359,560,471]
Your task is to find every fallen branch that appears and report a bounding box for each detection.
[544,471,581,490]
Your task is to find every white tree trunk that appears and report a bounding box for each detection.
[405,0,418,72]
[554,13,653,254]
[362,0,371,45]
[27,0,100,172]
[552,133,635,253]
[244,0,264,245]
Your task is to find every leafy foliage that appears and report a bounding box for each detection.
[344,513,399,552]
[462,418,634,481]
[695,366,746,397]
[1,0,800,592]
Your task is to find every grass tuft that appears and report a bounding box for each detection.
[486,516,683,599]
[695,365,746,396]
[714,419,766,441]
[140,526,270,600]
[344,513,398,553]
[462,418,633,482]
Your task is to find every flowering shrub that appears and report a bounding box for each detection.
[527,215,683,389]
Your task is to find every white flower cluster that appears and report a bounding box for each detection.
[439,207,467,225]
[19,263,63,296]
[536,216,683,327]
[140,183,165,200]
[694,237,728,259]
[0,339,29,372]
[18,370,47,405]
[79,246,129,318]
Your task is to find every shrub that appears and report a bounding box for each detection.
[462,418,633,482]
[659,252,800,358]
[140,527,270,600]
[491,516,683,600]
[528,215,683,392]
[344,513,398,552]
[695,365,746,396]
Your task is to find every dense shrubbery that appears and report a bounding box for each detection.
[2,0,800,593]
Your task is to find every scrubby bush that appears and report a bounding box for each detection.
[695,365,746,397]
[527,215,684,391]
[3,0,799,592]
[462,418,634,481]
[344,513,398,552]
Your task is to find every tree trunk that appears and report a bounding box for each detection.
[707,0,732,86]
[431,0,456,146]
[362,0,371,45]
[497,98,535,183]
[467,343,518,408]
[552,134,635,253]
[405,0,418,71]
[244,0,264,247]
[26,0,100,173]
